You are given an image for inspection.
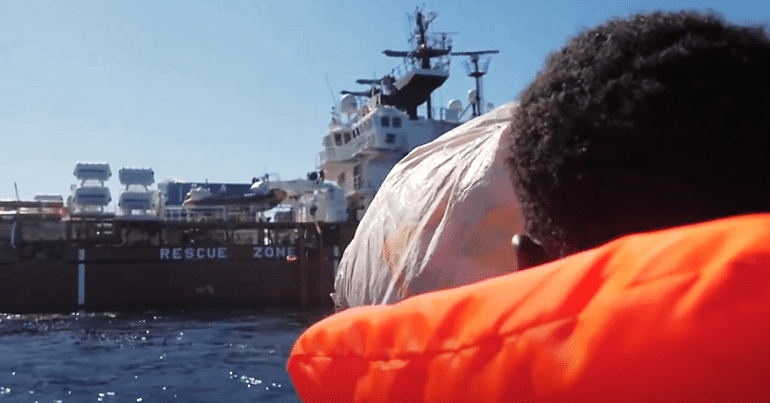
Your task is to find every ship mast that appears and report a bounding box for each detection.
[451,50,500,117]
[381,9,499,120]
[382,9,452,119]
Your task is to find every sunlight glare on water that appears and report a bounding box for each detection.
[0,309,317,402]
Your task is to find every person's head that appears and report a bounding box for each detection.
[508,11,770,267]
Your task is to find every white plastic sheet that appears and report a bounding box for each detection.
[333,103,524,309]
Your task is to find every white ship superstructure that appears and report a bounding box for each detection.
[318,9,497,219]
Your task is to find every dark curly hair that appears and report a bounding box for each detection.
[508,11,770,257]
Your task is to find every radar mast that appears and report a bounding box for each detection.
[451,50,500,117]
[382,8,453,119]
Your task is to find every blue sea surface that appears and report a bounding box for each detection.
[0,309,321,402]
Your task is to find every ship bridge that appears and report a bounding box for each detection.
[389,63,450,120]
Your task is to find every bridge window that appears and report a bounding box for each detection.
[334,133,342,146]
[344,132,351,143]
[393,117,402,128]
[386,133,397,144]
[381,116,390,127]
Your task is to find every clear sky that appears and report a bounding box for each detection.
[1,0,767,202]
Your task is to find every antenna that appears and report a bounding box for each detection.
[451,50,500,117]
[383,7,452,69]
[325,74,338,105]
[382,7,453,119]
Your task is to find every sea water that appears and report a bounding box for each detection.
[0,309,322,402]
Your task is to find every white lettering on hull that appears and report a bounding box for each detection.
[78,248,86,306]
[158,246,297,261]
[159,247,228,261]
[253,246,297,260]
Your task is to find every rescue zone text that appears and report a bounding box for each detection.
[159,246,298,261]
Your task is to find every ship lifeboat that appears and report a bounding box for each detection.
[73,186,112,206]
[119,192,153,211]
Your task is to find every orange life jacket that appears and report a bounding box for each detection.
[288,214,770,402]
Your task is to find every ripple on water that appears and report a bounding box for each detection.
[0,309,318,402]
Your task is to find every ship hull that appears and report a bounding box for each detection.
[0,218,355,313]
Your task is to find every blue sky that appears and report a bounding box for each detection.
[1,0,767,201]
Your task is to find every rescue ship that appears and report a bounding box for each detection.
[319,8,498,219]
[0,163,354,313]
[0,9,496,313]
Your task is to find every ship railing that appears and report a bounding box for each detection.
[163,206,228,222]
[163,206,187,222]
[163,205,271,223]
[437,106,465,122]
[391,55,451,81]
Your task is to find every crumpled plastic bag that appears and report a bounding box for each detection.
[333,103,524,309]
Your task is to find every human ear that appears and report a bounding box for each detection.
[511,234,551,271]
